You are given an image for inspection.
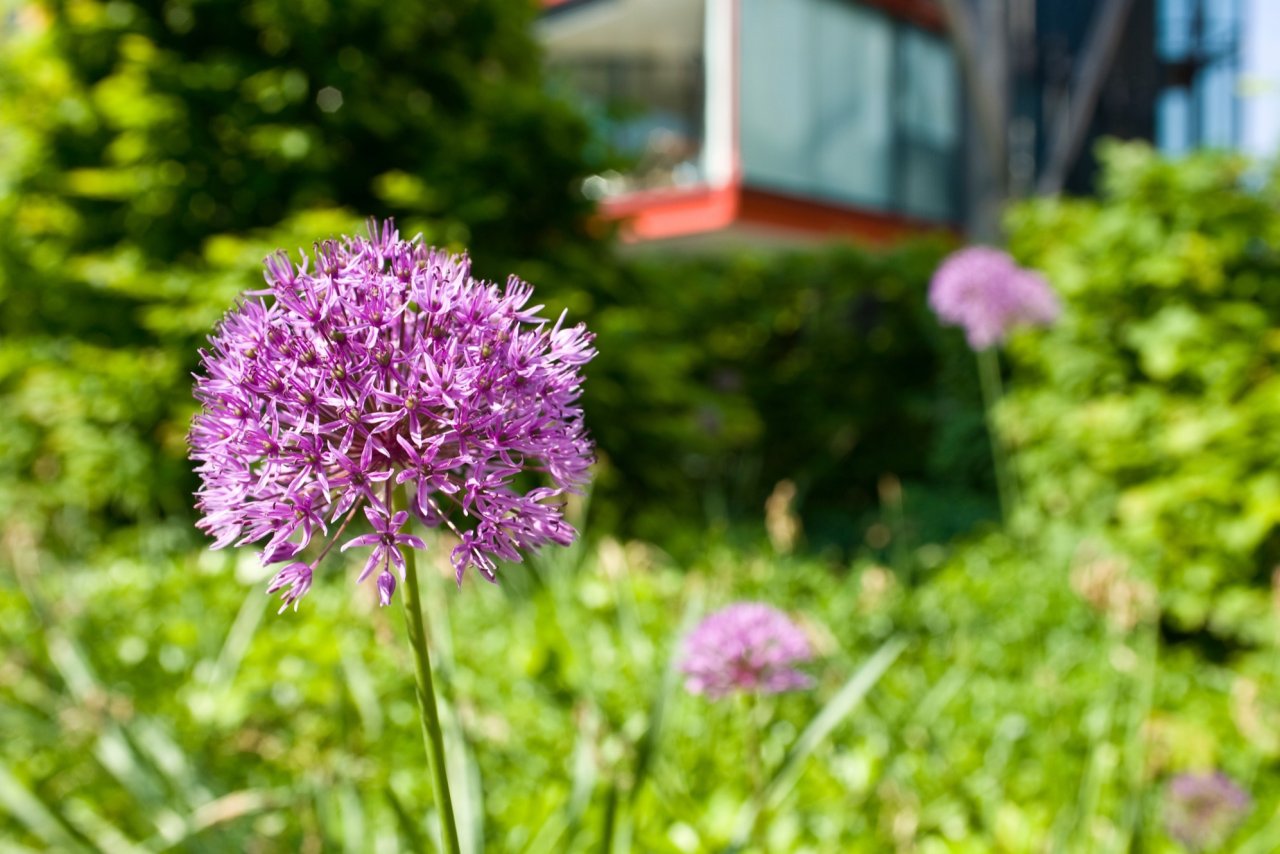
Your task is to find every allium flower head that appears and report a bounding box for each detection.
[928,246,1060,350]
[190,219,595,611]
[1164,771,1252,851]
[681,602,814,699]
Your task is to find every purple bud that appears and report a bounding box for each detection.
[262,538,303,564]
[376,570,396,607]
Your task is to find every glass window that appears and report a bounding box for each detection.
[543,0,708,196]
[812,0,893,204]
[1155,0,1242,152]
[1157,88,1193,153]
[898,28,959,219]
[739,0,815,190]
[739,0,960,221]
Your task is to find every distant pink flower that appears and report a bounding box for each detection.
[681,603,814,699]
[1165,771,1251,851]
[928,246,1060,350]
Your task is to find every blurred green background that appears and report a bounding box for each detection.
[2,1,1279,851]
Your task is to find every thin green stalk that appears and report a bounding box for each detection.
[976,347,1019,524]
[398,494,461,854]
[738,692,766,844]
[598,783,619,854]
[1119,619,1159,849]
[729,637,906,850]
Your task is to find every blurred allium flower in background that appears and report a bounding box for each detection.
[928,246,1060,350]
[190,220,595,611]
[1164,771,1251,851]
[681,602,814,699]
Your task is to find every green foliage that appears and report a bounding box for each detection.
[591,243,994,553]
[0,0,603,550]
[2,0,594,264]
[2,529,1276,851]
[0,2,993,559]
[1004,142,1280,644]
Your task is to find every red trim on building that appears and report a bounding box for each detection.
[737,186,947,243]
[858,0,946,32]
[545,0,951,245]
[601,186,739,241]
[600,184,949,244]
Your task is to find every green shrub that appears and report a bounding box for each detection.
[0,0,603,550]
[0,3,993,560]
[1004,141,1280,644]
[592,243,994,553]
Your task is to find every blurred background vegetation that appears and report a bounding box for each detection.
[2,0,1279,851]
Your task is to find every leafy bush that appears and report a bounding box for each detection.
[0,0,603,550]
[592,244,994,553]
[1004,141,1280,644]
[0,3,993,559]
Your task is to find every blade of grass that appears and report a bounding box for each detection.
[612,804,634,854]
[1237,806,1280,854]
[629,595,701,808]
[128,717,213,808]
[765,635,906,810]
[598,782,620,854]
[438,697,484,854]
[206,585,268,691]
[340,639,384,740]
[1053,673,1119,852]
[185,789,284,837]
[0,763,92,852]
[339,783,366,854]
[0,842,45,853]
[973,712,1028,844]
[45,632,187,842]
[610,571,703,853]
[1118,625,1158,851]
[730,635,907,847]
[61,799,150,854]
[385,784,429,853]
[522,704,600,854]
[143,789,286,851]
[852,663,967,830]
[907,665,964,728]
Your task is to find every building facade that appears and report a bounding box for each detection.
[540,0,1253,246]
[540,0,961,247]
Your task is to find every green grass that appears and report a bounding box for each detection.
[1,524,1275,852]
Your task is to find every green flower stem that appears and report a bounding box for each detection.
[398,494,461,854]
[976,346,1019,524]
[739,692,767,844]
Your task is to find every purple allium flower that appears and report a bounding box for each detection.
[681,603,814,699]
[1164,771,1252,851]
[190,219,595,611]
[928,246,1060,350]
